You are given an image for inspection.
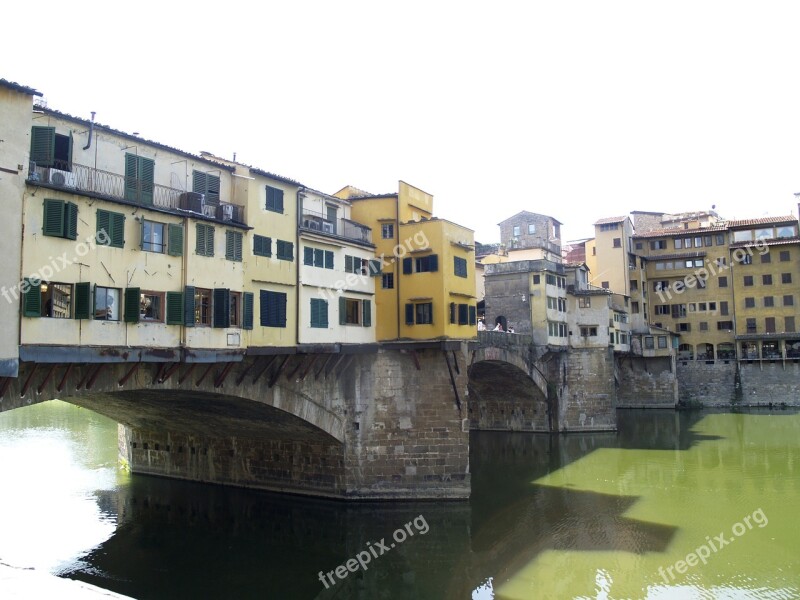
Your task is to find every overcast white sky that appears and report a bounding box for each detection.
[5,1,800,242]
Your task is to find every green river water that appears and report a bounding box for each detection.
[0,401,797,599]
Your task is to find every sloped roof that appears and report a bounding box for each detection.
[632,226,727,239]
[497,210,562,226]
[726,215,797,228]
[0,78,42,97]
[594,216,628,225]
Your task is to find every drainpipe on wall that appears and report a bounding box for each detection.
[82,112,96,150]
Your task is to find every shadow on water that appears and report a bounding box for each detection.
[57,408,795,599]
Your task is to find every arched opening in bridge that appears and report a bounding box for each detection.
[467,360,549,432]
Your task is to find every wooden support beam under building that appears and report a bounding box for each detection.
[411,350,421,371]
[315,354,333,380]
[158,362,181,384]
[118,362,141,387]
[251,356,276,385]
[195,363,215,387]
[268,355,291,388]
[36,364,58,395]
[325,354,346,377]
[451,350,461,375]
[0,377,12,399]
[298,354,319,380]
[75,364,94,391]
[86,364,107,390]
[20,364,38,397]
[214,362,235,388]
[286,355,308,382]
[57,363,74,392]
[234,358,258,386]
[153,362,168,384]
[177,363,196,385]
[444,351,462,412]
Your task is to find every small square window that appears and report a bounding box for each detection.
[94,287,120,321]
[140,291,164,322]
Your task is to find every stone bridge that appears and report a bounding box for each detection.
[0,334,617,500]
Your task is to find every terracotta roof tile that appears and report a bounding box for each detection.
[725,216,797,228]
[594,216,628,225]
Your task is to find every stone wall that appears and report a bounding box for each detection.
[738,361,800,406]
[483,271,532,335]
[617,356,678,408]
[676,360,737,406]
[499,213,560,249]
[556,348,617,431]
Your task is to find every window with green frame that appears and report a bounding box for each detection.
[454,256,468,278]
[196,223,215,256]
[30,126,72,169]
[304,246,334,269]
[124,153,154,205]
[42,199,78,240]
[266,186,284,213]
[276,240,293,261]
[260,290,287,327]
[96,209,125,248]
[253,235,272,257]
[310,298,328,328]
[192,170,221,205]
[226,231,243,261]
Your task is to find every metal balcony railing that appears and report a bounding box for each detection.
[28,161,245,226]
[300,209,372,244]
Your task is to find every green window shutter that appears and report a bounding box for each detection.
[64,202,78,240]
[110,212,125,247]
[168,224,184,256]
[193,170,207,196]
[235,232,242,261]
[195,223,206,255]
[74,282,91,319]
[369,259,382,276]
[253,235,271,257]
[314,248,323,267]
[184,285,196,327]
[207,174,220,205]
[325,251,334,269]
[405,303,414,325]
[166,292,184,325]
[469,305,477,326]
[449,302,456,324]
[124,154,138,202]
[97,210,111,245]
[339,296,347,325]
[207,226,215,256]
[213,288,230,328]
[139,157,154,205]
[22,279,41,317]
[43,199,65,237]
[429,254,439,272]
[403,257,412,274]
[304,246,314,265]
[311,298,328,328]
[30,126,55,167]
[242,292,254,330]
[226,231,235,260]
[124,287,140,323]
[345,255,353,273]
[362,299,371,327]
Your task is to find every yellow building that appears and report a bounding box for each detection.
[0,79,40,376]
[338,181,477,341]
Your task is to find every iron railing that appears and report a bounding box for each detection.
[300,208,372,243]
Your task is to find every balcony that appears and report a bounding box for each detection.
[28,161,245,226]
[300,209,372,244]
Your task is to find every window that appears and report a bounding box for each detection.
[755,228,774,240]
[716,233,725,245]
[630,280,638,291]
[650,240,666,250]
[655,305,669,315]
[699,321,708,331]
[740,253,753,265]
[139,291,163,322]
[635,242,643,250]
[559,298,567,312]
[253,235,272,257]
[345,255,368,274]
[743,275,753,287]
[765,317,776,333]
[782,273,792,284]
[406,302,433,325]
[97,209,125,248]
[276,240,294,261]
[266,186,284,213]
[415,255,438,273]
[30,126,72,169]
[694,237,703,248]
[195,288,212,326]
[720,301,729,315]
[228,291,241,327]
[94,286,120,321]
[777,225,797,238]
[454,256,468,278]
[528,223,535,234]
[762,274,773,285]
[196,223,215,256]
[304,247,334,269]
[192,170,220,205]
[580,326,598,337]
[658,336,668,349]
[683,238,692,248]
[764,296,774,308]
[746,318,757,333]
[382,273,394,289]
[23,281,74,318]
[671,304,687,318]
[704,235,713,247]
[260,290,287,327]
[456,303,469,325]
[744,297,755,308]
[601,281,609,289]
[786,316,796,332]
[631,301,639,313]
[382,223,394,239]
[578,297,591,308]
[125,154,155,204]
[599,223,618,231]
[513,225,521,236]
[310,298,328,328]
[645,336,655,349]
[784,295,794,307]
[718,276,728,288]
[340,297,370,326]
[225,231,243,261]
[674,238,683,250]
[533,275,540,285]
[780,250,791,262]
[761,252,771,263]
[613,238,621,248]
[142,221,166,253]
[677,322,691,332]
[717,321,734,330]
[42,199,78,240]
[469,305,477,326]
